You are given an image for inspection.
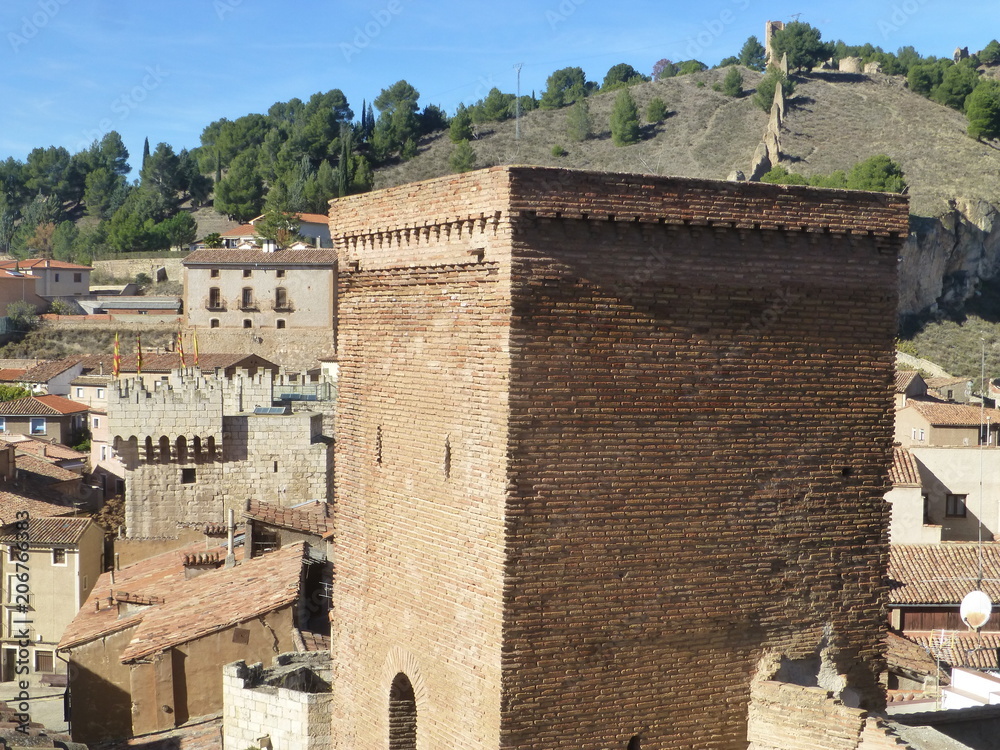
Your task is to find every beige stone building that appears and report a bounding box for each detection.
[0,259,91,297]
[894,398,1000,447]
[0,512,103,682]
[180,248,337,369]
[0,394,88,445]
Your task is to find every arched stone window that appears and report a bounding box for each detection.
[158,436,170,464]
[388,672,416,750]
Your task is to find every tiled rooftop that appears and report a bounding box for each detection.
[889,543,1000,605]
[904,397,1000,427]
[13,452,81,484]
[0,369,27,382]
[59,540,305,663]
[889,447,921,486]
[885,630,948,684]
[19,357,83,384]
[0,434,87,462]
[246,499,333,537]
[79,352,277,375]
[0,394,88,416]
[0,258,91,270]
[0,516,92,545]
[907,631,1000,671]
[895,370,923,393]
[0,492,76,524]
[183,248,338,266]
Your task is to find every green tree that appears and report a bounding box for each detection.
[966,79,1000,141]
[653,59,678,79]
[933,61,981,111]
[980,40,1000,66]
[214,150,265,222]
[610,89,640,146]
[24,146,72,208]
[0,384,31,401]
[602,63,647,91]
[646,97,667,123]
[540,67,589,109]
[676,60,708,76]
[907,62,944,97]
[141,142,184,210]
[159,212,198,249]
[83,167,125,219]
[6,301,39,331]
[253,210,303,249]
[449,106,474,143]
[721,67,743,97]
[470,88,515,122]
[449,139,477,173]
[51,220,79,261]
[738,36,767,71]
[845,154,906,193]
[769,21,832,72]
[753,67,794,111]
[565,99,592,142]
[202,232,224,248]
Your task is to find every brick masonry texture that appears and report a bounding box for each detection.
[328,166,906,749]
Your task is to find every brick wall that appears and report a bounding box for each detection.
[329,166,906,749]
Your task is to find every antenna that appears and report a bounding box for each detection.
[514,63,523,140]
[790,12,802,22]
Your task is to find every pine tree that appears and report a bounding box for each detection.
[565,99,592,142]
[449,140,476,173]
[722,67,743,97]
[646,98,667,123]
[966,79,1000,141]
[610,90,640,146]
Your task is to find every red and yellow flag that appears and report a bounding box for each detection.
[177,332,186,368]
[136,334,143,376]
[193,331,200,367]
[113,332,121,377]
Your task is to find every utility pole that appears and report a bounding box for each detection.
[514,63,523,140]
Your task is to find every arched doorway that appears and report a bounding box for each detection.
[388,672,417,749]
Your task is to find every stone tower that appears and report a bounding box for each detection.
[329,167,908,749]
[110,368,334,537]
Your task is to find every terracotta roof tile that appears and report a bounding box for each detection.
[20,357,83,384]
[0,369,27,382]
[0,259,91,270]
[0,435,87,462]
[183,248,338,266]
[886,631,949,684]
[0,394,88,416]
[907,631,1000,671]
[79,353,277,375]
[219,223,256,238]
[115,714,222,750]
[889,543,1000,605]
[245,499,333,537]
[904,398,1000,427]
[0,516,92,545]
[13,453,80,484]
[889,447,921,486]
[0,492,77,524]
[59,541,305,661]
[895,370,921,392]
[298,629,331,652]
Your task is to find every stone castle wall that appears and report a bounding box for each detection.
[329,167,908,749]
[110,368,332,537]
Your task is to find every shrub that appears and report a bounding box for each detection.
[753,67,794,111]
[565,99,592,142]
[551,145,568,157]
[721,67,743,97]
[6,301,39,331]
[449,139,477,173]
[646,97,667,123]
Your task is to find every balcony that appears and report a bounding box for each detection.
[205,300,226,312]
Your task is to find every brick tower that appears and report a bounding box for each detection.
[329,167,908,749]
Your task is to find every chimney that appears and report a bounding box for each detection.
[225,508,236,568]
[115,552,120,571]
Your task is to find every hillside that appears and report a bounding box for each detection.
[376,68,768,190]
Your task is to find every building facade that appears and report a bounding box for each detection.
[328,167,908,748]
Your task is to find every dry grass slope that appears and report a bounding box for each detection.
[376,68,768,191]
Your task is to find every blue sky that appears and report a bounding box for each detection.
[1,0,998,174]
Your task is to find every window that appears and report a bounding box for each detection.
[210,318,220,328]
[100,446,108,461]
[210,268,220,278]
[243,269,252,277]
[946,494,968,518]
[8,546,19,562]
[276,319,286,329]
[54,273,60,282]
[275,287,288,309]
[241,287,254,309]
[35,650,53,673]
[93,417,100,429]
[922,493,932,524]
[276,269,286,278]
[388,673,417,750]
[97,388,104,399]
[73,273,82,283]
[181,468,196,484]
[0,417,6,433]
[29,418,45,436]
[209,287,222,309]
[75,387,83,398]
[52,548,66,566]
[243,319,252,329]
